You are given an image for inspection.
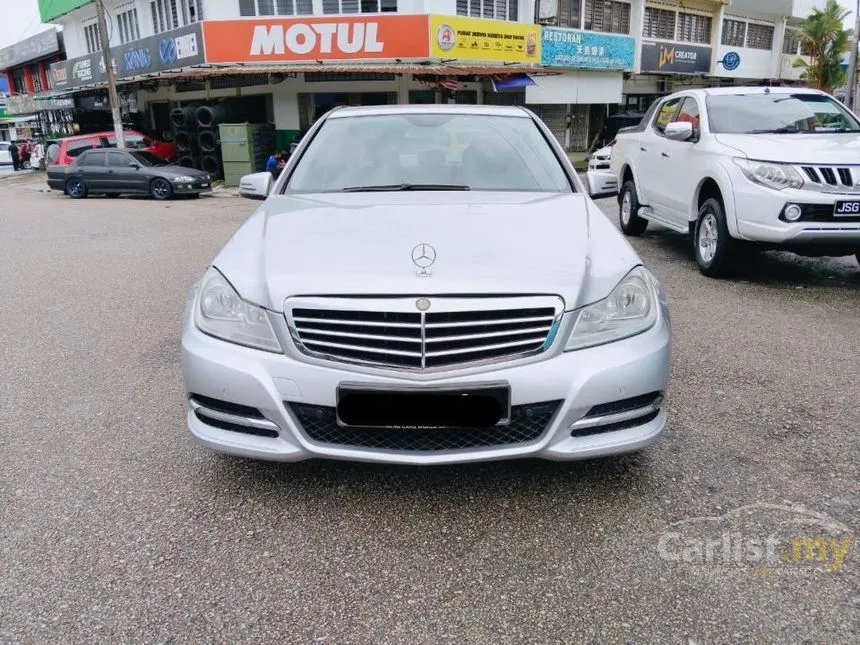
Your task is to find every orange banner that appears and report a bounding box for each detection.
[203,16,430,63]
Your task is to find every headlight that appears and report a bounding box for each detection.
[172,175,195,183]
[193,267,282,353]
[732,158,803,191]
[565,266,659,351]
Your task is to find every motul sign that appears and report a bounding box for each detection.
[251,23,385,56]
[203,15,430,62]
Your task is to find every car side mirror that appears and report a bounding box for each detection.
[238,171,273,200]
[664,121,694,142]
[129,162,140,169]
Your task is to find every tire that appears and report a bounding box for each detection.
[855,251,860,268]
[618,180,648,236]
[150,178,173,201]
[65,178,87,199]
[694,197,736,278]
[22,159,32,170]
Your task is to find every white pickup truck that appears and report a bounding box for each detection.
[607,86,860,277]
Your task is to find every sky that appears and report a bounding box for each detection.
[0,0,54,50]
[0,0,856,51]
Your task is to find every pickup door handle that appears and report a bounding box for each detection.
[661,152,670,158]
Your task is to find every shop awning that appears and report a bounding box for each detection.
[0,114,39,124]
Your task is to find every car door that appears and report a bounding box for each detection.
[636,96,683,209]
[106,150,142,193]
[659,97,703,225]
[78,151,110,190]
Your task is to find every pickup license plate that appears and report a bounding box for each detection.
[833,200,860,216]
[336,385,511,429]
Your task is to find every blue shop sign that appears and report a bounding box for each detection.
[541,27,635,70]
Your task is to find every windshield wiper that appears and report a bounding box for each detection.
[341,183,470,192]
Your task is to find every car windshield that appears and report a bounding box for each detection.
[707,93,860,134]
[286,113,572,193]
[129,151,169,166]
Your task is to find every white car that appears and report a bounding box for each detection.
[0,142,11,166]
[610,86,860,276]
[180,104,671,465]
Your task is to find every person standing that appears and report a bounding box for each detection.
[265,151,280,173]
[9,141,20,171]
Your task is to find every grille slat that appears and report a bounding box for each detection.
[423,325,554,343]
[426,336,549,357]
[289,299,561,370]
[302,338,422,358]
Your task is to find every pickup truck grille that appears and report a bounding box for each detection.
[800,165,860,190]
[287,296,564,371]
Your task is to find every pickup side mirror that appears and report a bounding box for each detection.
[664,121,694,142]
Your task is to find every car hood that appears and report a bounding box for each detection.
[715,133,860,164]
[212,192,641,313]
[159,165,209,178]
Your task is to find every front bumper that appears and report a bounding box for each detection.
[173,182,213,195]
[180,294,671,465]
[731,171,860,245]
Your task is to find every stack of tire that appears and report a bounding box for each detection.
[170,105,199,169]
[248,123,277,173]
[195,103,244,179]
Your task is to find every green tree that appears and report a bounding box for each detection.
[792,0,852,94]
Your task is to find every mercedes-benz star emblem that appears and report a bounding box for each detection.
[411,243,436,277]
[415,298,431,311]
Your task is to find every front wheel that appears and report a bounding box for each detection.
[855,251,860,269]
[618,180,648,236]
[65,178,87,199]
[694,198,736,278]
[21,159,32,170]
[150,178,173,200]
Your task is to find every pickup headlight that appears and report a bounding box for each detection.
[732,158,803,191]
[565,266,659,351]
[193,267,282,353]
[172,175,195,183]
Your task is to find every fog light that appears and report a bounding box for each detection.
[784,204,803,222]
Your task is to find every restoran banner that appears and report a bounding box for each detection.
[429,16,541,63]
[202,15,430,63]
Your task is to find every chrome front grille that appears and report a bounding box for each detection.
[799,165,860,192]
[286,296,564,370]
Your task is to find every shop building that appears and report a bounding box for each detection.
[0,27,75,140]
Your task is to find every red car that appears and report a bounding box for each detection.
[45,130,176,167]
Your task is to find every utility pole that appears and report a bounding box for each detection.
[95,0,124,147]
[846,0,860,111]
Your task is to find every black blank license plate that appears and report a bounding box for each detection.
[834,200,860,216]
[337,385,510,429]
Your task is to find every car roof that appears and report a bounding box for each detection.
[325,104,530,119]
[61,130,142,142]
[670,86,828,99]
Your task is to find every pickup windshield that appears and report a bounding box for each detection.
[707,93,860,134]
[285,113,572,193]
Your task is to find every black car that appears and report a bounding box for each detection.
[47,149,212,200]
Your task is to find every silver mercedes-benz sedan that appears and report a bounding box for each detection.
[181,104,671,464]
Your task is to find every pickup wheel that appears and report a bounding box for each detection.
[695,198,736,278]
[618,180,648,236]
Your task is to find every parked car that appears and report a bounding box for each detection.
[610,86,860,276]
[0,141,11,166]
[181,104,671,465]
[44,130,177,167]
[47,148,211,200]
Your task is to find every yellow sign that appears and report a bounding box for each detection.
[430,15,541,63]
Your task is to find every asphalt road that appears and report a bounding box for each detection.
[1,175,858,644]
